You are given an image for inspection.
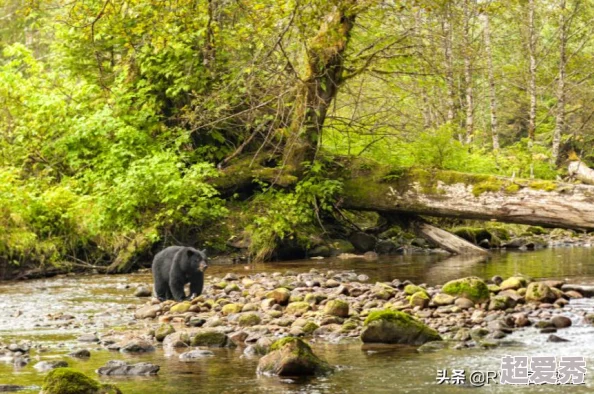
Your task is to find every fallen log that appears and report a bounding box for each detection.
[340,165,594,231]
[414,220,489,255]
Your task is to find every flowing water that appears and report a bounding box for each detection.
[2,247,594,393]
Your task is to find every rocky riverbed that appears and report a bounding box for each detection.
[3,248,594,393]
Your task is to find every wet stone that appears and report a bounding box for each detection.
[97,360,160,376]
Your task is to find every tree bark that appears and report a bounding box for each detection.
[482,13,500,150]
[339,165,594,230]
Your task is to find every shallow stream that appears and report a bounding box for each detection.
[2,248,594,393]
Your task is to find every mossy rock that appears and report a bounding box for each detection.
[432,293,455,306]
[286,302,311,316]
[361,310,441,345]
[525,282,556,303]
[304,293,318,305]
[224,283,241,294]
[289,294,304,303]
[487,284,501,293]
[190,329,229,347]
[266,288,291,305]
[257,337,332,376]
[488,295,512,311]
[238,312,261,327]
[41,368,121,394]
[404,284,425,295]
[169,302,192,314]
[500,277,528,291]
[323,300,349,318]
[373,283,396,300]
[341,319,359,332]
[155,324,175,342]
[409,291,430,308]
[302,321,319,334]
[441,277,489,303]
[222,303,244,316]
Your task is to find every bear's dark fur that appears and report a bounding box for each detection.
[151,246,208,301]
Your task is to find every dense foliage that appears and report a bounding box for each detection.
[0,0,593,271]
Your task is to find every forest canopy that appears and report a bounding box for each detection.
[1,0,593,273]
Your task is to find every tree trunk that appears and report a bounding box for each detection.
[339,165,594,230]
[482,13,500,150]
[463,0,474,144]
[442,5,456,124]
[552,0,566,165]
[527,0,537,143]
[282,2,357,172]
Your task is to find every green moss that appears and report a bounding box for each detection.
[302,321,319,334]
[270,336,303,352]
[504,183,521,193]
[529,180,557,192]
[364,309,415,326]
[404,284,424,295]
[472,179,503,197]
[441,277,490,303]
[42,368,104,394]
[452,227,493,243]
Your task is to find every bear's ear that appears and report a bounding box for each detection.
[186,249,194,258]
[201,249,207,255]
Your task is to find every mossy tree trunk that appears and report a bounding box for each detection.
[282,2,358,172]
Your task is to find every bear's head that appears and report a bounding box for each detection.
[187,248,208,273]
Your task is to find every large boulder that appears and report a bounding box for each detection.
[41,368,121,394]
[525,282,557,303]
[360,310,441,345]
[256,337,332,376]
[441,277,490,303]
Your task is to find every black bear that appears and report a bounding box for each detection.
[152,246,208,301]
